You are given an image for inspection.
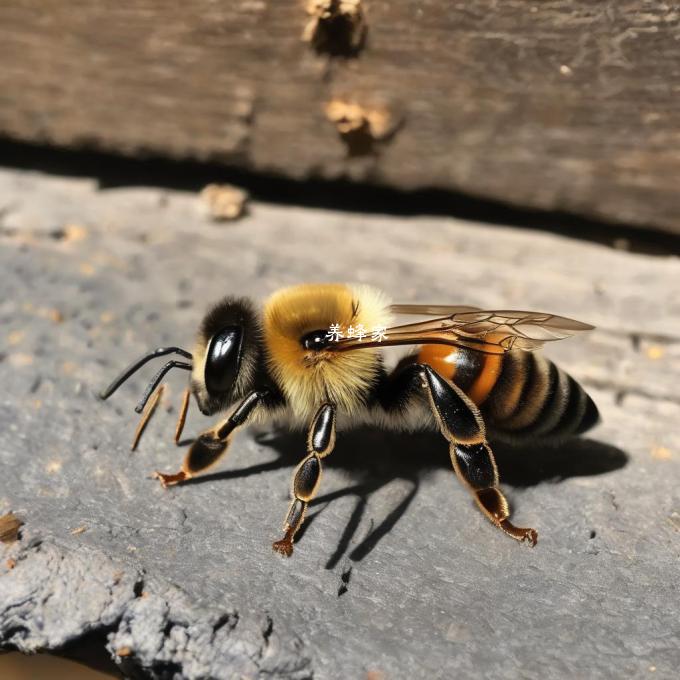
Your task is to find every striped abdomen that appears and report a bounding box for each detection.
[417,345,599,440]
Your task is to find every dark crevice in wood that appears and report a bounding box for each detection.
[1,138,679,256]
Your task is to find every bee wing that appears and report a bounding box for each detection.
[331,308,594,354]
[390,303,482,316]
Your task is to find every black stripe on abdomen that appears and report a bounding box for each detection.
[485,355,599,440]
[450,349,485,394]
[576,393,600,434]
[482,351,529,422]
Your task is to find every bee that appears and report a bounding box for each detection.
[100,283,599,556]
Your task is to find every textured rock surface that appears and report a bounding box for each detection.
[0,168,679,678]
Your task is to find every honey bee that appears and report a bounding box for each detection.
[100,283,599,556]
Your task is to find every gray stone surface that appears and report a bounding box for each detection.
[0,168,679,679]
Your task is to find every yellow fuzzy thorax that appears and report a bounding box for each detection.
[263,283,392,417]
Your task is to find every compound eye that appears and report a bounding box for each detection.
[205,326,242,394]
[300,329,331,351]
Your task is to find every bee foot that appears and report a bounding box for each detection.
[500,519,538,547]
[153,470,187,488]
[272,537,294,557]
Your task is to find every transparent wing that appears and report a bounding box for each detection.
[390,303,482,316]
[330,308,594,355]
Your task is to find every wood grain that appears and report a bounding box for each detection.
[1,2,679,232]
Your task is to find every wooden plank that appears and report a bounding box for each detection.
[1,2,679,232]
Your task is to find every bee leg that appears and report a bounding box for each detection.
[154,390,267,488]
[451,442,538,546]
[273,403,336,557]
[130,383,165,451]
[173,386,191,444]
[417,364,537,546]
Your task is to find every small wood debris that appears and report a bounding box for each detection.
[8,353,33,367]
[46,459,63,474]
[70,525,87,535]
[200,184,248,222]
[303,0,367,56]
[645,345,664,360]
[325,99,392,137]
[0,512,23,544]
[7,330,25,346]
[47,308,64,323]
[6,558,17,569]
[324,99,398,156]
[650,446,672,461]
[115,646,132,657]
[366,671,386,680]
[62,223,88,242]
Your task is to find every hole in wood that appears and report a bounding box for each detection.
[303,0,367,57]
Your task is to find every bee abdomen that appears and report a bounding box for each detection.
[416,345,599,440]
[482,352,599,440]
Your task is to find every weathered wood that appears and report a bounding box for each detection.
[1,2,679,233]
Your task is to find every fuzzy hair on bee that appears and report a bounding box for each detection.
[100,283,600,557]
[263,283,392,418]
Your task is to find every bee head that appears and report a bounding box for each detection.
[192,297,262,416]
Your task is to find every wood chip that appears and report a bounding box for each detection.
[200,184,248,222]
[0,512,23,544]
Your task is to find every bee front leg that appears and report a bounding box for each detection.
[417,364,537,546]
[130,383,166,451]
[273,403,336,557]
[173,386,191,445]
[154,390,267,488]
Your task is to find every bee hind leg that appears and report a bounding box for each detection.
[272,403,336,557]
[389,363,537,546]
[154,390,268,488]
[452,442,537,546]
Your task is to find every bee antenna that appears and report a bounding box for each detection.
[133,359,192,414]
[98,347,193,401]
